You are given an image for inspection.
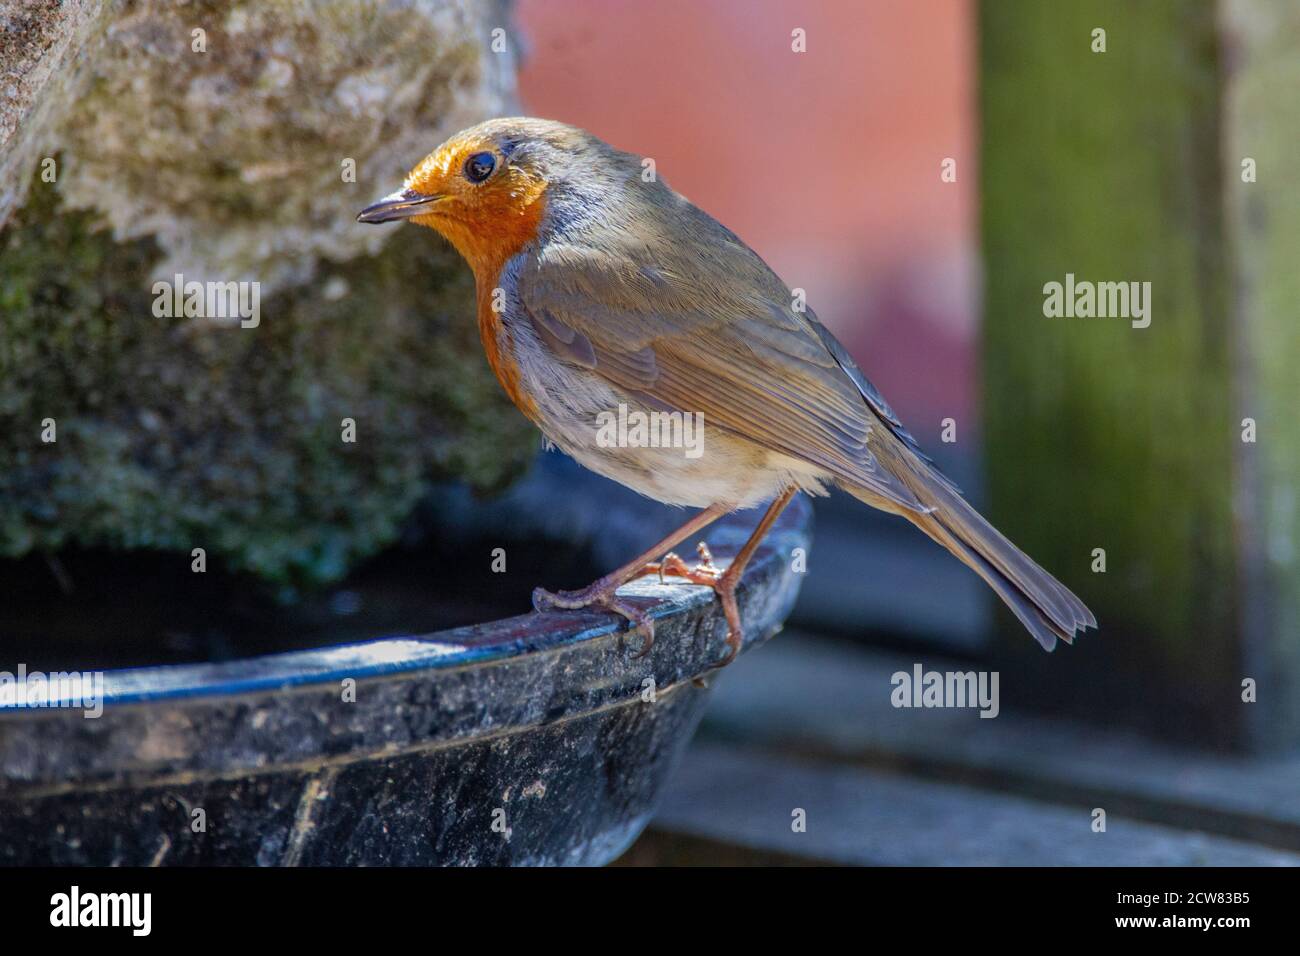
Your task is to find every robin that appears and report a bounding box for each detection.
[359,117,1096,667]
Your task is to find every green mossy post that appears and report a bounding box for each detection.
[980,0,1299,751]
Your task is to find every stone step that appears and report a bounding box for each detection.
[648,743,1300,866]
[693,634,1300,850]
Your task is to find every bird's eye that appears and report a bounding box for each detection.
[464,152,496,183]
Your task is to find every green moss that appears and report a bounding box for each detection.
[0,173,536,590]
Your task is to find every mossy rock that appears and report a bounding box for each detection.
[0,177,536,591]
[0,0,535,592]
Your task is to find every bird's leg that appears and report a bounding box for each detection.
[649,487,798,669]
[532,503,729,655]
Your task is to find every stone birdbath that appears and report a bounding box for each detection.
[0,477,811,866]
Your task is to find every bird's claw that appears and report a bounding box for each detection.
[530,585,568,612]
[641,542,744,669]
[645,541,722,587]
[531,535,739,669]
[532,585,656,657]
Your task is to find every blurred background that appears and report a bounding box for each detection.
[2,0,1298,865]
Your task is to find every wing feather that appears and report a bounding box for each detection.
[516,238,929,513]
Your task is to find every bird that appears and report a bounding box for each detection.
[358,117,1097,668]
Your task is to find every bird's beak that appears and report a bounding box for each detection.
[356,188,442,224]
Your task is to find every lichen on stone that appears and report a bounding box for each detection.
[4,0,517,291]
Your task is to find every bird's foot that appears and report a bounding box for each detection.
[644,541,723,585]
[641,542,744,669]
[531,540,745,668]
[532,580,656,657]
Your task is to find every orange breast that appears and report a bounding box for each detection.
[476,274,540,423]
[430,178,548,426]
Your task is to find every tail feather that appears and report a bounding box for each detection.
[907,506,1078,651]
[843,447,1097,650]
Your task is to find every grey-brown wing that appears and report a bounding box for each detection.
[516,244,929,513]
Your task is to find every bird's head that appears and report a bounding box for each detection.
[357,117,600,279]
